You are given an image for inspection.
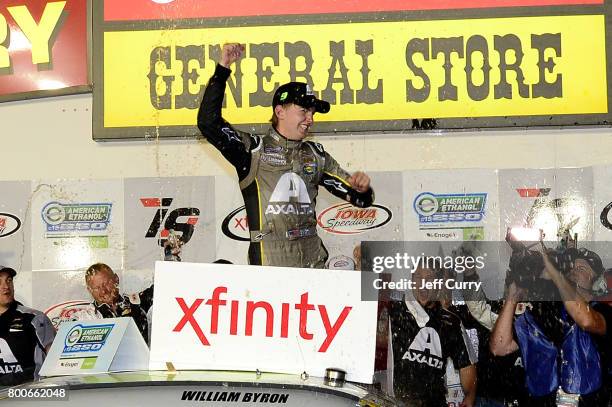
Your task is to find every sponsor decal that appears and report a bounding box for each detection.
[221,127,242,143]
[264,146,283,154]
[463,227,485,240]
[251,231,271,242]
[322,179,348,194]
[261,153,287,166]
[174,287,351,352]
[0,338,22,373]
[516,187,551,198]
[222,206,249,242]
[413,192,487,227]
[402,327,444,369]
[180,391,289,403]
[317,203,392,235]
[0,213,21,238]
[261,146,287,166]
[140,197,200,247]
[41,202,112,237]
[300,148,318,175]
[303,163,317,175]
[265,173,313,216]
[44,300,91,330]
[423,227,485,240]
[600,201,612,231]
[516,187,587,238]
[426,231,458,239]
[63,324,113,353]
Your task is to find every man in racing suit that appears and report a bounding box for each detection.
[197,43,374,268]
[75,263,150,344]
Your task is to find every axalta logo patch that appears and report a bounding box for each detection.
[63,324,113,353]
[222,206,249,242]
[41,202,112,237]
[402,327,443,369]
[265,173,313,216]
[317,203,392,235]
[0,213,21,238]
[413,192,487,227]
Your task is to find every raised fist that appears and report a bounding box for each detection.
[220,43,245,68]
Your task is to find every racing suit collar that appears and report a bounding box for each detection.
[269,126,302,149]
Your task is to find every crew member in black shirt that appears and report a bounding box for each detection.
[0,265,55,387]
[388,266,476,406]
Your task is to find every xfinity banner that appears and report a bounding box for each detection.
[150,261,378,383]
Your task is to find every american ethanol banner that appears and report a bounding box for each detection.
[93,1,610,140]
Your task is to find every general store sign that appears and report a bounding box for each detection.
[93,0,610,139]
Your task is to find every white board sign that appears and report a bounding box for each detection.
[40,317,149,376]
[150,261,378,383]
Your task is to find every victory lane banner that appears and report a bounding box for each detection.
[93,2,609,140]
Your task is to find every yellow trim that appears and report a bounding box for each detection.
[255,178,265,264]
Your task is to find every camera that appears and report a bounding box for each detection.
[505,228,544,287]
[505,228,604,288]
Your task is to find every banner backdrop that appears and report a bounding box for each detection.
[123,176,216,269]
[33,270,89,322]
[214,175,250,265]
[93,1,611,140]
[0,181,32,271]
[497,168,594,242]
[30,179,125,271]
[403,169,500,242]
[594,165,612,242]
[0,166,606,335]
[317,171,402,270]
[496,168,595,299]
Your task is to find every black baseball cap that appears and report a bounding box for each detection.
[0,266,16,277]
[576,248,605,276]
[272,82,330,114]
